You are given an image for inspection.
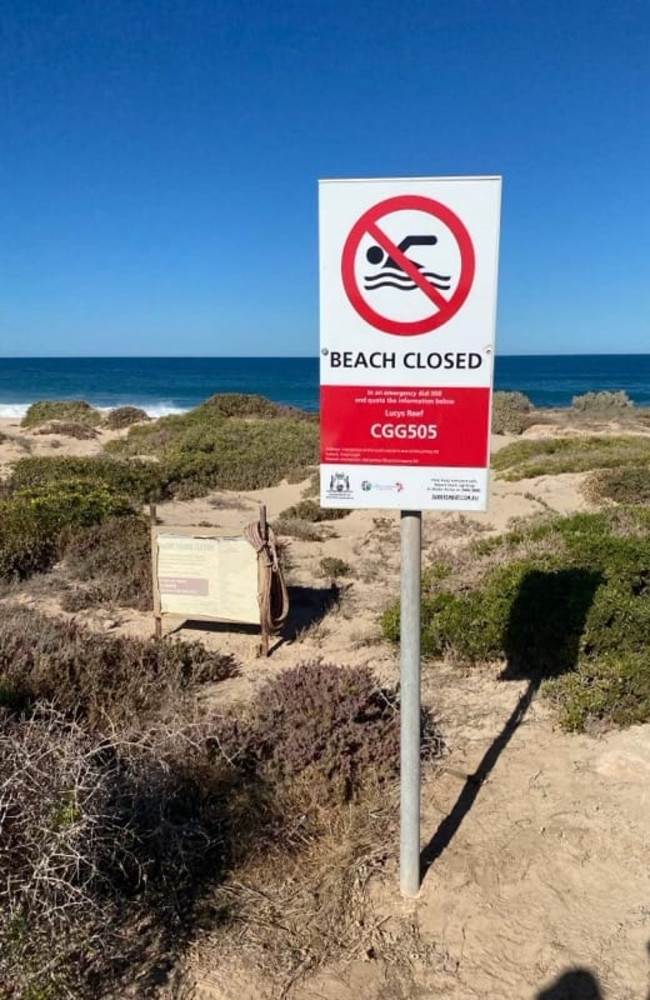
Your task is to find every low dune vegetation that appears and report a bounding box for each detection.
[105,392,319,497]
[383,506,650,731]
[2,391,650,996]
[0,610,438,998]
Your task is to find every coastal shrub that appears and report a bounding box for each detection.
[193,393,315,421]
[7,454,166,503]
[216,662,437,807]
[492,435,650,480]
[491,391,533,435]
[34,420,98,440]
[279,499,350,522]
[381,507,650,730]
[0,605,237,727]
[319,556,352,579]
[22,400,103,429]
[572,390,634,411]
[273,516,329,541]
[0,656,438,998]
[0,708,256,999]
[61,514,152,610]
[0,481,133,581]
[584,465,650,506]
[106,394,320,496]
[104,405,150,429]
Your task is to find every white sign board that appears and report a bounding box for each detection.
[157,534,259,624]
[319,176,502,511]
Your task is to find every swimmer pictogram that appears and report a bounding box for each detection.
[341,195,476,336]
[364,235,451,293]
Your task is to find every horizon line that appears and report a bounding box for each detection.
[2,352,650,361]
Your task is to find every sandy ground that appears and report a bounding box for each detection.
[1,415,649,1000]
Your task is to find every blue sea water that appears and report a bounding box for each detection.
[1,355,650,417]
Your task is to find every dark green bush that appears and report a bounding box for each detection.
[545,652,650,730]
[22,400,103,428]
[491,391,532,435]
[319,556,352,578]
[382,507,650,730]
[0,605,237,727]
[279,499,350,522]
[0,480,133,581]
[104,406,151,429]
[7,454,165,503]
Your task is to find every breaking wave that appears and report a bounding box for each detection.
[0,402,189,419]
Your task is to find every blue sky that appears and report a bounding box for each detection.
[1,0,648,357]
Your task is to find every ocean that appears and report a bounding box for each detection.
[1,355,650,417]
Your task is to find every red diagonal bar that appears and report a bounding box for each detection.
[366,221,449,311]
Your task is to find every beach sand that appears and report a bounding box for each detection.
[1,414,649,1000]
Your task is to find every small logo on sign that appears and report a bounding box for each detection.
[360,480,404,493]
[326,471,353,499]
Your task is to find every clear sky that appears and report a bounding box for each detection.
[1,0,648,357]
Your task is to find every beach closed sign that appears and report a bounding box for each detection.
[319,176,502,511]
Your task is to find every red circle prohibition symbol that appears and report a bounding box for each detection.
[341,194,475,336]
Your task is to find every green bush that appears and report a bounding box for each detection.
[279,499,350,522]
[584,465,650,505]
[22,400,103,428]
[492,435,650,480]
[0,480,133,581]
[319,557,352,578]
[544,652,650,730]
[273,517,329,541]
[382,507,650,730]
[106,394,320,497]
[572,390,634,411]
[104,406,151,429]
[7,455,165,503]
[491,391,532,435]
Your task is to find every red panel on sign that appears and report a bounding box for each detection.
[320,385,490,468]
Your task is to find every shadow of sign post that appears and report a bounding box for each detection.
[421,567,604,877]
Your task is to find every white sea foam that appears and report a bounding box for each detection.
[0,404,30,419]
[0,402,190,420]
[138,403,188,418]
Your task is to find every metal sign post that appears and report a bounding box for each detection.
[400,510,422,896]
[318,176,501,896]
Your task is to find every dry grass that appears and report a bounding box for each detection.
[0,604,238,728]
[34,421,99,440]
[210,788,397,987]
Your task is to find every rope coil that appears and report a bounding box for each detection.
[244,520,289,637]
